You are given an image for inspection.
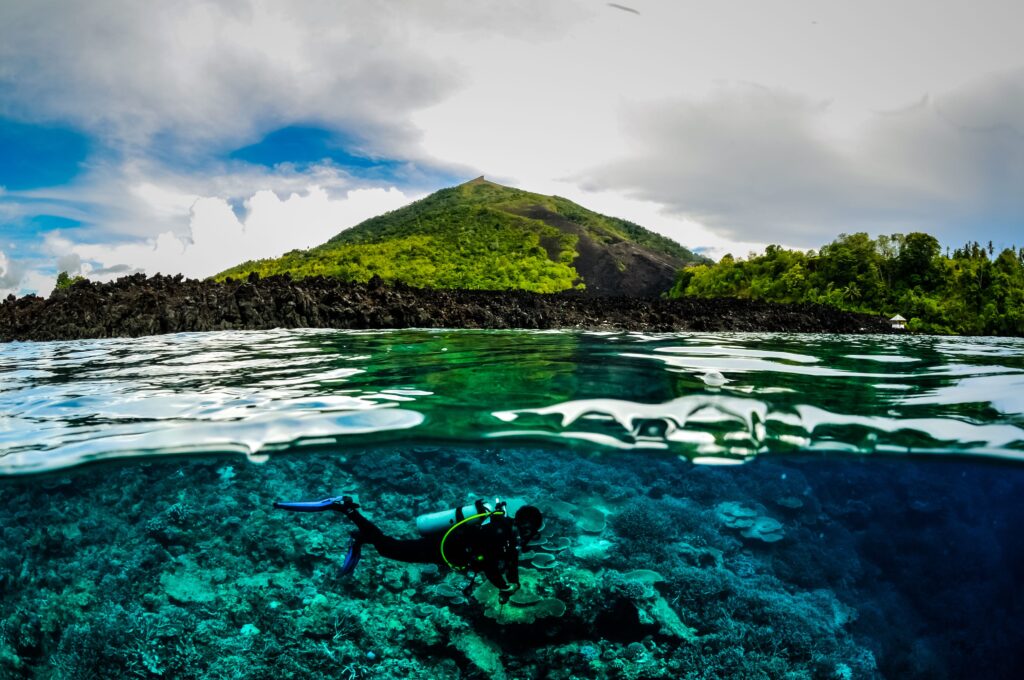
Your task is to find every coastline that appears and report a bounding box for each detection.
[0,273,894,343]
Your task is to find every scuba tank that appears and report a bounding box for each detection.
[417,499,497,536]
[416,497,528,535]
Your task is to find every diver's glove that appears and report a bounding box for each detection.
[274,495,359,514]
[497,583,520,604]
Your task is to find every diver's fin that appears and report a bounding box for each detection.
[274,495,359,513]
[274,497,342,512]
[340,534,363,576]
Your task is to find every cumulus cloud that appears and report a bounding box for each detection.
[55,252,82,276]
[0,0,581,158]
[583,70,1024,248]
[20,271,57,298]
[0,250,25,292]
[8,157,434,250]
[1,249,54,298]
[45,185,414,281]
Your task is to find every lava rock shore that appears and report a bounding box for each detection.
[0,273,893,342]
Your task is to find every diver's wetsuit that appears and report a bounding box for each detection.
[347,508,520,591]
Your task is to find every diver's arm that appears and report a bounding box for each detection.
[485,563,519,605]
[507,551,520,587]
[486,563,522,603]
[484,564,509,591]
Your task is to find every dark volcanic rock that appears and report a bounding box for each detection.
[508,206,681,297]
[0,273,893,343]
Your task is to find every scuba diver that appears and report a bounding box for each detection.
[274,495,543,603]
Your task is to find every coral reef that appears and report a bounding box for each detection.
[1,445,1022,678]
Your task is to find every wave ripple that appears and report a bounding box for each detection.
[2,330,1023,474]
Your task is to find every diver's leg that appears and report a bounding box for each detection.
[345,510,439,564]
[371,536,440,564]
[344,508,387,541]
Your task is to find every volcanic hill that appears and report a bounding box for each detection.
[216,177,709,296]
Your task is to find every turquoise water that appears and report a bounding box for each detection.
[1,330,1023,677]
[3,330,1023,474]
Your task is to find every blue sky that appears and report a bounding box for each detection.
[2,0,1022,296]
[0,119,91,190]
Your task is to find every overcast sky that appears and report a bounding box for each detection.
[2,0,1022,296]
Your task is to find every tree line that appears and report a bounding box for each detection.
[669,232,1024,335]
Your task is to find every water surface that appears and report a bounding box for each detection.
[2,330,1023,474]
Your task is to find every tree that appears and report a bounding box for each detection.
[895,232,941,290]
[54,271,85,292]
[666,230,1024,336]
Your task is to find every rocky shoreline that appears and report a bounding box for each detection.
[0,273,893,342]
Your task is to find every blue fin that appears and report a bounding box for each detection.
[340,537,362,576]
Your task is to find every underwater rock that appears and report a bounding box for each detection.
[160,559,217,604]
[573,507,607,533]
[452,630,507,680]
[614,569,697,641]
[473,568,568,625]
[642,596,697,641]
[0,640,19,674]
[740,516,785,543]
[716,501,785,543]
[418,563,441,579]
[775,495,805,510]
[502,596,566,625]
[510,589,542,606]
[674,542,723,569]
[623,641,647,661]
[621,569,666,585]
[542,536,573,552]
[715,501,758,529]
[572,535,613,564]
[433,583,460,598]
[548,500,579,520]
[431,582,469,605]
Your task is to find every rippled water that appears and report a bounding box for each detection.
[2,330,1023,475]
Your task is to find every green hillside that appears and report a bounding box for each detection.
[216,177,708,295]
[669,232,1024,335]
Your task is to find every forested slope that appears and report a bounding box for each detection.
[669,233,1024,335]
[217,178,708,296]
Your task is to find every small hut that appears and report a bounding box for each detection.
[889,314,906,330]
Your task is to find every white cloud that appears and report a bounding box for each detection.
[581,72,1024,248]
[20,270,56,299]
[1,249,53,298]
[0,250,22,293]
[13,159,407,244]
[0,0,581,157]
[49,185,414,282]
